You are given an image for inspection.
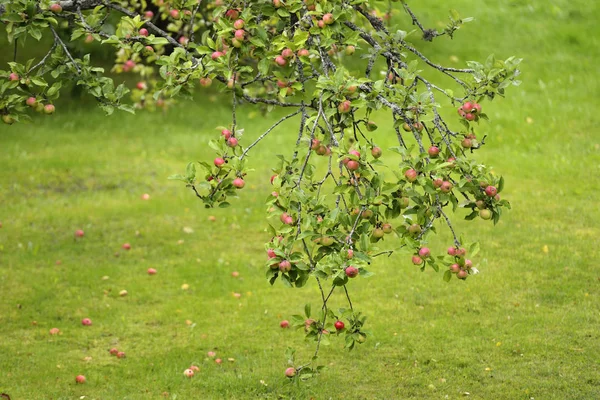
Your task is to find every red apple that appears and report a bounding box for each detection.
[183,368,194,378]
[418,247,430,258]
[117,351,126,359]
[233,19,245,29]
[232,178,245,189]
[49,3,62,13]
[274,56,287,66]
[323,13,334,25]
[75,229,84,238]
[214,157,225,168]
[428,146,440,158]
[147,268,157,275]
[371,146,382,158]
[109,348,119,356]
[75,375,86,384]
[334,320,345,330]
[43,104,55,114]
[280,320,290,328]
[285,367,296,377]
[279,260,291,272]
[170,9,180,19]
[411,255,423,265]
[485,186,498,197]
[227,137,238,147]
[346,160,359,171]
[345,266,359,278]
[122,243,131,250]
[81,318,92,326]
[440,181,453,193]
[405,169,418,183]
[457,269,468,279]
[26,97,37,107]
[49,328,60,335]
[139,28,149,37]
[450,263,461,273]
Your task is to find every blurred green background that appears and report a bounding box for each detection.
[1,0,599,398]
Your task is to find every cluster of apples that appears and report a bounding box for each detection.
[457,101,483,122]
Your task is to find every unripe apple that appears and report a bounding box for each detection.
[316,145,328,156]
[81,318,92,326]
[411,255,423,265]
[361,209,373,219]
[274,56,287,66]
[461,138,472,148]
[183,369,194,378]
[475,200,486,209]
[232,178,245,189]
[345,266,359,278]
[227,137,238,147]
[372,228,384,239]
[280,320,290,328]
[43,104,55,114]
[382,223,393,234]
[144,45,154,53]
[136,81,147,90]
[75,375,86,384]
[139,28,149,37]
[347,249,354,259]
[26,97,37,107]
[233,19,245,29]
[199,77,212,87]
[450,263,461,273]
[270,174,278,184]
[418,247,430,258]
[405,169,418,182]
[457,269,468,279]
[119,289,128,297]
[179,36,189,46]
[285,367,296,377]
[320,236,334,246]
[213,158,225,168]
[440,181,453,193]
[122,243,131,250]
[479,209,492,220]
[338,100,351,113]
[334,320,345,330]
[428,146,440,158]
[485,186,498,197]
[366,120,378,132]
[50,3,62,13]
[400,197,410,208]
[408,224,421,235]
[345,45,355,55]
[494,194,501,201]
[273,0,282,7]
[170,9,180,19]
[433,178,443,188]
[317,20,325,28]
[279,260,291,272]
[371,146,382,158]
[147,268,157,275]
[323,13,334,25]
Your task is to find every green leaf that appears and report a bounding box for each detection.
[443,270,452,282]
[305,303,311,319]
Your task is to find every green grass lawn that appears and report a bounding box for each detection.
[1,0,600,399]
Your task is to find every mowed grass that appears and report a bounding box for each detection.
[1,0,599,398]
